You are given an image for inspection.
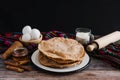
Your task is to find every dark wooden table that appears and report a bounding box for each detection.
[0,53,120,80]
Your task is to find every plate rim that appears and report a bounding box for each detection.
[31,50,91,73]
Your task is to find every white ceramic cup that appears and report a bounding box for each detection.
[75,28,94,45]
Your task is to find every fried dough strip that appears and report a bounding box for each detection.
[6,65,24,73]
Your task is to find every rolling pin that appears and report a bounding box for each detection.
[86,31,120,52]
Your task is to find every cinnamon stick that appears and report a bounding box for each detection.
[2,41,23,59]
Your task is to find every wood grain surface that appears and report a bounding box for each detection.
[0,54,120,80]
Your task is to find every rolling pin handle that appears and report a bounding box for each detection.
[86,42,99,52]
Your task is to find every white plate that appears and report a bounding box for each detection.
[31,50,90,73]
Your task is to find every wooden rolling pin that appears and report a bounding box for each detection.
[86,31,120,52]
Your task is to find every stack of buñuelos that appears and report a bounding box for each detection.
[38,37,86,68]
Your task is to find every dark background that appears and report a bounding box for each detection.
[0,0,119,35]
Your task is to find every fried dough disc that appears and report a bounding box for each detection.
[38,37,85,62]
[39,52,82,68]
[49,51,85,64]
